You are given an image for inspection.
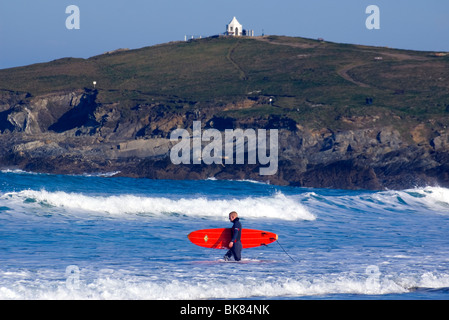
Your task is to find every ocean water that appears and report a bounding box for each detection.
[1,170,449,300]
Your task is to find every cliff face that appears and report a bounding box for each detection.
[0,36,448,190]
[0,88,448,190]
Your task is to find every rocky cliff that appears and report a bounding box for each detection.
[0,36,448,190]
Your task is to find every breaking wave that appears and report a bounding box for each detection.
[300,186,449,216]
[3,185,449,221]
[1,189,316,221]
[2,267,449,299]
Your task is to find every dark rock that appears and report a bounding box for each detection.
[49,90,99,133]
[0,89,448,190]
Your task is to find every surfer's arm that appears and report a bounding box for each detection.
[228,226,238,247]
[231,226,239,242]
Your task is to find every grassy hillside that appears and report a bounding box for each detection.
[1,35,448,132]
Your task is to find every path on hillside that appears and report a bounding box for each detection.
[226,40,248,80]
[337,63,371,88]
[254,36,372,88]
[254,36,319,49]
[336,50,428,88]
[254,36,430,89]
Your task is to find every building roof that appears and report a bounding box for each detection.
[228,17,242,27]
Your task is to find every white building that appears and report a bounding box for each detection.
[226,17,243,36]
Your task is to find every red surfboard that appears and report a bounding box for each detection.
[188,228,278,249]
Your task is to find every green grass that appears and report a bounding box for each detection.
[1,35,448,134]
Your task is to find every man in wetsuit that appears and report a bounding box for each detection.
[224,211,242,261]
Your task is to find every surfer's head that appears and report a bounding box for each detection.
[229,211,238,222]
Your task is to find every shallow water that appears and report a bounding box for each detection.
[1,170,449,299]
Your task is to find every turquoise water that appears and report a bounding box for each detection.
[1,170,449,299]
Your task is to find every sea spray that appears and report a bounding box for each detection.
[4,189,315,221]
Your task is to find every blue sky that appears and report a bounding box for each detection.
[0,0,448,69]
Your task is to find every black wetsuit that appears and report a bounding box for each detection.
[224,218,242,261]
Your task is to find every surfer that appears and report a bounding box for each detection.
[224,211,242,261]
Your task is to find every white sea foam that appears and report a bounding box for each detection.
[2,189,315,221]
[300,186,449,216]
[0,169,39,175]
[2,268,449,300]
[4,186,449,221]
[408,186,449,209]
[81,171,121,177]
[371,186,449,214]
